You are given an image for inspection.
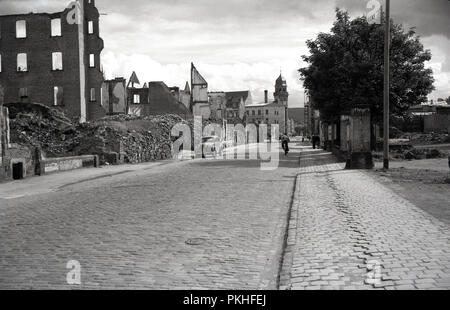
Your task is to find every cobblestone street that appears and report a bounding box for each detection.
[0,144,300,290]
[2,143,450,290]
[280,147,450,290]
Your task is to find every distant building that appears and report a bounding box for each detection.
[225,91,251,124]
[408,104,436,116]
[246,94,285,133]
[208,92,226,121]
[0,0,105,122]
[245,75,289,134]
[274,74,289,134]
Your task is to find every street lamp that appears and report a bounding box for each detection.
[383,0,391,170]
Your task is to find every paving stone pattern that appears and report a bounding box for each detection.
[280,148,450,290]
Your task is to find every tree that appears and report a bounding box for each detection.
[446,97,450,105]
[299,9,435,123]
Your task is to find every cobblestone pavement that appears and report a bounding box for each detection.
[0,144,300,290]
[280,146,450,290]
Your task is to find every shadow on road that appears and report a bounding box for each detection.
[299,146,345,168]
[190,152,301,169]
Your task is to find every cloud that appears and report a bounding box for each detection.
[0,0,448,104]
[336,0,450,38]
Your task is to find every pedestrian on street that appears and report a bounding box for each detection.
[281,135,290,156]
[312,135,320,149]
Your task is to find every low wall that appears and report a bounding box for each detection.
[43,155,99,175]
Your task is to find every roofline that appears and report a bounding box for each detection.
[0,8,69,19]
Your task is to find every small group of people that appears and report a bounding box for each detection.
[301,135,321,149]
[279,134,321,157]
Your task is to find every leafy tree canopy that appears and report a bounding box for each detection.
[300,9,435,122]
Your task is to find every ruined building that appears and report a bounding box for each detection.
[0,88,36,181]
[0,0,105,122]
[191,63,211,119]
[170,82,191,111]
[225,91,251,124]
[102,77,128,115]
[127,72,191,119]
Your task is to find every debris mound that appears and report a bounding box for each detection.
[6,102,186,164]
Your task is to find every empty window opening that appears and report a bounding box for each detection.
[52,52,63,70]
[16,20,26,38]
[51,18,61,37]
[19,87,28,99]
[90,88,96,101]
[89,54,95,67]
[17,53,27,72]
[88,21,94,34]
[133,94,140,104]
[54,86,63,106]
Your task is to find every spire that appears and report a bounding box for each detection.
[184,81,190,93]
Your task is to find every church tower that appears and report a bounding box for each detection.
[274,73,289,134]
[274,73,289,107]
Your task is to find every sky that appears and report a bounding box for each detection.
[0,0,449,107]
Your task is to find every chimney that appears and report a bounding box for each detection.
[264,90,268,103]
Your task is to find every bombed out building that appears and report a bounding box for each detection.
[127,72,192,119]
[0,0,105,122]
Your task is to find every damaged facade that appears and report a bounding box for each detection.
[192,63,251,124]
[0,104,36,181]
[102,77,128,115]
[0,0,105,122]
[191,63,210,119]
[127,72,191,119]
[225,91,251,124]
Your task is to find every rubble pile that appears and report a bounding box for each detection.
[6,102,79,157]
[76,115,182,164]
[6,102,187,165]
[409,133,450,145]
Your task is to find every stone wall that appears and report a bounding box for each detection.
[43,155,98,174]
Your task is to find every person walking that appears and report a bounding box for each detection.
[312,135,320,149]
[281,135,290,156]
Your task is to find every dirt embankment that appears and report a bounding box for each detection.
[372,162,450,226]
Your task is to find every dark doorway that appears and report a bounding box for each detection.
[13,162,24,180]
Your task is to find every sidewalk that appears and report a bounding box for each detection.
[0,161,173,200]
[280,146,450,290]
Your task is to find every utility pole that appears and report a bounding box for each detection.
[383,0,390,170]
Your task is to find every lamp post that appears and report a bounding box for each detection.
[383,0,391,170]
